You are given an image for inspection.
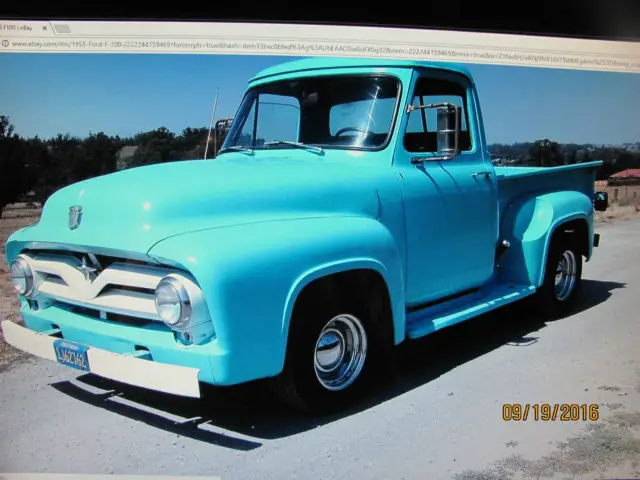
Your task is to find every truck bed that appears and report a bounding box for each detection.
[494,161,603,180]
[495,160,602,218]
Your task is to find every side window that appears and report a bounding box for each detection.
[404,77,472,153]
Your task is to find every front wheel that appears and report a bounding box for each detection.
[533,234,583,318]
[273,292,376,414]
[313,314,368,392]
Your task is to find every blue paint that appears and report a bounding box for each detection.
[5,57,604,389]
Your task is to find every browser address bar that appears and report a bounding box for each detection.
[2,36,639,73]
[1,20,640,73]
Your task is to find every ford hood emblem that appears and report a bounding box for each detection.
[68,206,83,230]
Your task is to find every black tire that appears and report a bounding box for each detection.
[273,284,382,415]
[533,233,583,318]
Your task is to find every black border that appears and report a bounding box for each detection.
[1,1,640,42]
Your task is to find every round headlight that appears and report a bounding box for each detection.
[154,277,191,328]
[10,258,34,296]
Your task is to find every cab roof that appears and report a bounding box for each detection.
[250,57,473,84]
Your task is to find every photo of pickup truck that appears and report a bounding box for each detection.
[2,57,610,415]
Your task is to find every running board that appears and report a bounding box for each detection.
[406,283,536,339]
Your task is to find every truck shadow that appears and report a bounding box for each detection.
[49,278,625,449]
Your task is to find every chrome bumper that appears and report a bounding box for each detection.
[1,320,201,398]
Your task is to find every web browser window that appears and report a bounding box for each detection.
[0,18,639,480]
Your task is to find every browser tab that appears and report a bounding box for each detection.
[52,24,72,34]
[0,20,54,37]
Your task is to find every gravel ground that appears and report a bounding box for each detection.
[0,204,39,369]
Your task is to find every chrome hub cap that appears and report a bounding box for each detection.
[314,314,367,391]
[554,250,577,301]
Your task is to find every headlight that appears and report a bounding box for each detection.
[10,257,34,296]
[154,277,191,328]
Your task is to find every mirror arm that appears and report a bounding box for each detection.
[406,101,455,113]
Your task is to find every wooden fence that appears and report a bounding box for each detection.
[594,180,640,205]
[595,180,608,191]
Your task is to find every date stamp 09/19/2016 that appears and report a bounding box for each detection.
[502,403,600,422]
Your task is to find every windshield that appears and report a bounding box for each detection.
[220,74,400,153]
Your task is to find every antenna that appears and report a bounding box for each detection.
[204,88,220,160]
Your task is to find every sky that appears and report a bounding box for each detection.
[0,53,639,145]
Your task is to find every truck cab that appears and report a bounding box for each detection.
[3,58,608,414]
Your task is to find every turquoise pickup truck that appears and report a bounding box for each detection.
[3,57,609,414]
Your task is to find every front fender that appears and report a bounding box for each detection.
[147,216,405,385]
[498,191,593,287]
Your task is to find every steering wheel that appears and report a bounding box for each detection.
[334,127,372,137]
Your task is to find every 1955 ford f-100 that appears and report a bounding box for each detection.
[2,57,609,414]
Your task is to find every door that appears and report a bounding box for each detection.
[396,70,498,306]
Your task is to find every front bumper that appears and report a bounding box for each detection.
[1,319,201,398]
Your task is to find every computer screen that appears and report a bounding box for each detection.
[1,16,639,480]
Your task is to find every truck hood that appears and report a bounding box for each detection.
[10,155,384,257]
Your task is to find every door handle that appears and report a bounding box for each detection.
[472,171,491,180]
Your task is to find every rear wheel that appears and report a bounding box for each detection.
[534,233,583,318]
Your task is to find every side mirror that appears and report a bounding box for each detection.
[215,118,233,137]
[436,104,461,158]
[593,191,608,211]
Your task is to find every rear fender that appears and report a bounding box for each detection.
[498,191,593,287]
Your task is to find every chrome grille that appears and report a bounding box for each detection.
[20,252,178,322]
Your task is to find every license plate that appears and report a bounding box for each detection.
[53,339,91,371]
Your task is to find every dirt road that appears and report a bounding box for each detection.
[0,214,639,479]
[0,204,39,368]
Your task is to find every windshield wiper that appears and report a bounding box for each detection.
[217,145,254,155]
[263,141,324,154]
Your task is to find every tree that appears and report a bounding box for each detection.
[0,116,31,216]
[175,127,209,159]
[26,134,80,206]
[129,127,179,167]
[529,139,563,167]
[0,115,15,138]
[76,132,125,179]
